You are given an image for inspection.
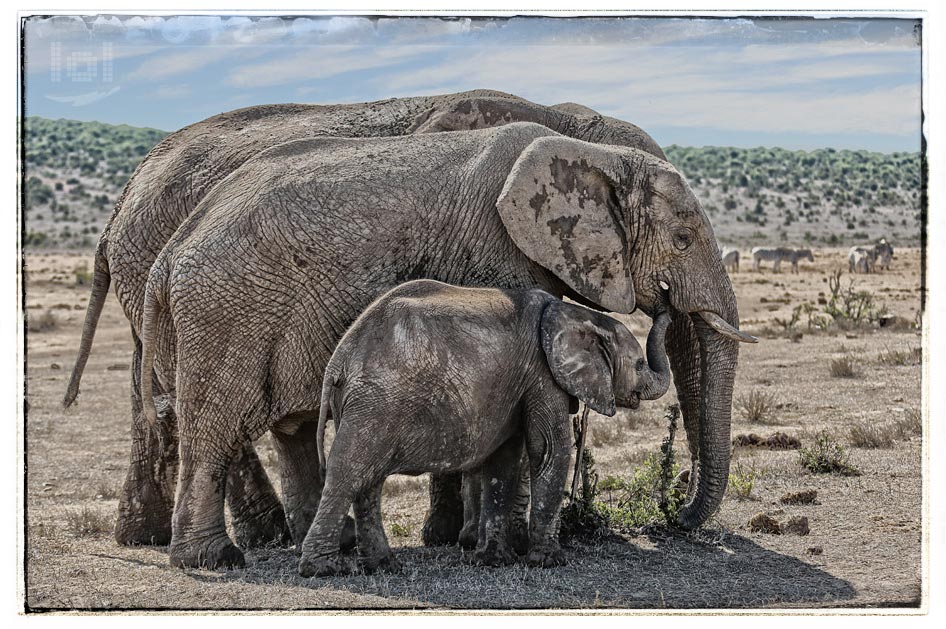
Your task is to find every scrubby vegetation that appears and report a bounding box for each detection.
[736,390,779,423]
[560,405,684,540]
[22,117,168,249]
[798,430,860,476]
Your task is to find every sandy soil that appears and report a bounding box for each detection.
[21,248,924,611]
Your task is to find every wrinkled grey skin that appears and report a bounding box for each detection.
[138,122,751,569]
[61,89,668,549]
[298,280,671,577]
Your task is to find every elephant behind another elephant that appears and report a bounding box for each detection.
[138,122,751,569]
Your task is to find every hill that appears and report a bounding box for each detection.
[21,117,923,250]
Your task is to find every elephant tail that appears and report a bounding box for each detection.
[139,265,168,447]
[316,369,340,478]
[63,236,111,408]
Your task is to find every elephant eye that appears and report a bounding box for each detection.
[635,358,645,372]
[672,229,693,251]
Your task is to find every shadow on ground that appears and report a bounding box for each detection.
[180,531,857,610]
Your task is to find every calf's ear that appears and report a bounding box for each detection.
[540,300,617,417]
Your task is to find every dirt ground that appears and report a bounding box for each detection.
[21,248,925,611]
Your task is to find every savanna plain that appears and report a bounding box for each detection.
[23,247,924,610]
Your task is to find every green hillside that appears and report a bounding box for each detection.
[21,117,923,249]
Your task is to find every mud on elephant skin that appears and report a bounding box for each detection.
[136,121,753,569]
[61,89,668,550]
[297,280,672,577]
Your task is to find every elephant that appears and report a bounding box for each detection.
[60,89,672,550]
[64,90,664,546]
[137,121,755,569]
[298,280,672,577]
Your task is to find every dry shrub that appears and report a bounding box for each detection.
[829,355,857,378]
[590,422,624,448]
[27,309,58,333]
[64,507,112,538]
[875,345,922,367]
[799,430,860,476]
[382,475,427,498]
[736,390,778,424]
[848,421,895,449]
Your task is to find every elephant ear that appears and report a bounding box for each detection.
[540,300,617,417]
[496,136,636,314]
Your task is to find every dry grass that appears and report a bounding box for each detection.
[736,390,779,424]
[382,475,428,499]
[849,411,922,449]
[829,355,858,378]
[63,507,112,538]
[875,345,922,367]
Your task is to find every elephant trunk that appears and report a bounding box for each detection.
[637,312,672,401]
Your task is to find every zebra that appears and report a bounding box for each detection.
[849,246,876,274]
[874,239,894,271]
[721,247,740,273]
[785,247,814,273]
[751,246,814,273]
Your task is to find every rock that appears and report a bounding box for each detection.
[733,432,801,450]
[780,490,818,505]
[50,363,61,370]
[748,513,781,534]
[806,545,823,556]
[783,516,810,536]
[106,364,129,371]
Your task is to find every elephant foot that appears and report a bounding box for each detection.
[508,517,530,556]
[421,507,464,546]
[526,546,566,568]
[340,515,357,553]
[298,554,355,578]
[457,520,477,550]
[473,539,517,567]
[231,503,292,549]
[360,552,400,574]
[169,535,246,570]
[114,490,173,546]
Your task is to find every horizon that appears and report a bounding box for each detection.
[22,15,923,153]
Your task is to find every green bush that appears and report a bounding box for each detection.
[799,430,860,476]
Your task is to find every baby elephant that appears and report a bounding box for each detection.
[299,280,671,577]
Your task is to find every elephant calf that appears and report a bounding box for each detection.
[299,280,671,577]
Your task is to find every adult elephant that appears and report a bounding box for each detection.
[138,122,754,569]
[60,89,698,551]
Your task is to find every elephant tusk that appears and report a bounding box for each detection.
[658,280,670,291]
[697,311,759,343]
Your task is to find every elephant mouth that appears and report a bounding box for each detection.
[656,276,757,344]
[620,393,641,410]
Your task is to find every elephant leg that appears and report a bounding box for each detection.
[458,470,481,550]
[226,444,291,548]
[508,453,531,556]
[298,426,367,578]
[168,438,244,569]
[271,420,355,551]
[354,482,398,573]
[472,435,523,567]
[421,472,464,546]
[115,332,177,546]
[524,399,570,568]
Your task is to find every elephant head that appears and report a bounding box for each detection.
[540,302,672,417]
[497,134,757,529]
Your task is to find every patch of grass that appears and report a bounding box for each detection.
[389,522,412,538]
[382,475,428,498]
[64,507,112,538]
[736,390,778,424]
[799,430,860,476]
[94,482,119,500]
[875,345,922,367]
[898,408,923,438]
[27,309,58,333]
[590,422,624,448]
[848,421,895,449]
[829,355,858,378]
[727,463,757,500]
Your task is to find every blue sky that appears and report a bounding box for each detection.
[22,15,922,152]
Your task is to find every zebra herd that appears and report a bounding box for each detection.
[718,239,894,274]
